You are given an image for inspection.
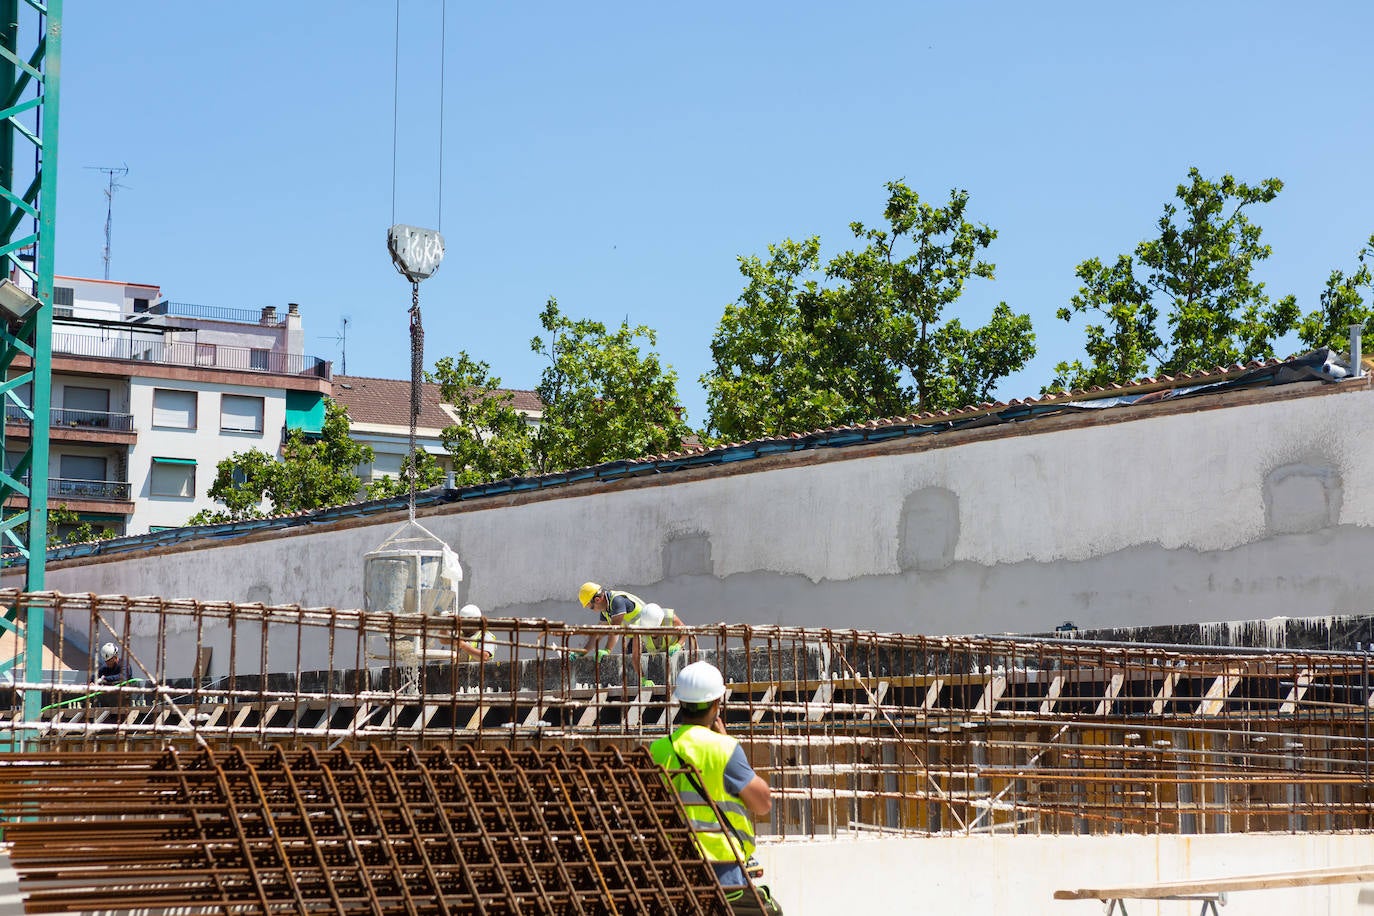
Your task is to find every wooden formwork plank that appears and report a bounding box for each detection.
[1280,669,1314,715]
[1039,674,1065,715]
[1197,667,1244,716]
[1094,673,1125,717]
[976,676,1006,714]
[1150,672,1178,716]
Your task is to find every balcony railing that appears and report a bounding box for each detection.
[142,301,284,326]
[4,406,136,431]
[51,331,331,379]
[49,478,131,502]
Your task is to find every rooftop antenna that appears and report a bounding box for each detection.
[315,316,351,375]
[85,164,129,280]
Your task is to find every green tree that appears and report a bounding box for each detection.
[188,398,373,524]
[1297,234,1374,355]
[429,352,535,485]
[531,298,691,471]
[703,181,1034,441]
[365,449,447,499]
[1051,168,1299,391]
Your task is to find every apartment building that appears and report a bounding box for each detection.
[4,276,331,537]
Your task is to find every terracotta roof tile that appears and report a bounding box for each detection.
[332,375,541,430]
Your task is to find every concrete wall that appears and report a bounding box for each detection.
[757,832,1374,915]
[18,380,1374,664]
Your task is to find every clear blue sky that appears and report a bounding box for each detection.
[56,2,1374,426]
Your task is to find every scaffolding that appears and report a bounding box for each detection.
[2,589,1372,839]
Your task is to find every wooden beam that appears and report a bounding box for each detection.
[1055,863,1374,900]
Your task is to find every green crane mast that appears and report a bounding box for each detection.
[0,0,62,746]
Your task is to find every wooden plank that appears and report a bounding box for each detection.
[1150,672,1177,716]
[1055,864,1374,900]
[976,675,1006,714]
[1093,673,1124,717]
[1038,674,1064,715]
[1197,666,1243,716]
[923,678,944,711]
[1280,668,1314,715]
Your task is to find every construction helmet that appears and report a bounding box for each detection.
[99,642,119,662]
[674,661,726,704]
[578,582,602,608]
[458,604,483,620]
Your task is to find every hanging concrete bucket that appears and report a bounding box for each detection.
[363,519,461,662]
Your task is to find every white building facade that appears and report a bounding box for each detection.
[6,276,331,536]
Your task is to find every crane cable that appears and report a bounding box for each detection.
[390,0,447,521]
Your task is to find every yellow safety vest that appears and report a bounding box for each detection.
[650,724,755,865]
[602,589,646,624]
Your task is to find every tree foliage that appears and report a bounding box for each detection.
[1051,168,1299,391]
[1297,234,1374,355]
[530,298,691,472]
[187,398,372,524]
[702,181,1034,441]
[365,449,447,499]
[429,353,535,486]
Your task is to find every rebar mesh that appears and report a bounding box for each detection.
[3,589,1373,838]
[0,744,729,915]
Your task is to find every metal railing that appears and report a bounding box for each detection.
[5,406,134,431]
[143,301,284,326]
[4,590,1374,840]
[51,330,330,379]
[47,478,131,501]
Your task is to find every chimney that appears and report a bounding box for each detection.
[260,305,278,325]
[284,302,304,359]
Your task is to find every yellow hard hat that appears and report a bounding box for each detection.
[579,582,602,608]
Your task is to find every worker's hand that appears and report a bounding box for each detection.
[594,648,611,660]
[711,713,729,735]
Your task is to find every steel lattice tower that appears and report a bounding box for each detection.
[0,0,62,739]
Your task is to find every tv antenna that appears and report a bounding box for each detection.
[317,316,350,375]
[85,164,129,280]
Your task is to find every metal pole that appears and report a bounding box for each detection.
[1351,322,1364,379]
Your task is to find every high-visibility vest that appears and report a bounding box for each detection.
[650,724,755,865]
[601,589,646,624]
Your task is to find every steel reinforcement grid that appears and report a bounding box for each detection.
[0,745,730,915]
[3,589,1374,838]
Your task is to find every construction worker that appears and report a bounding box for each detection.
[437,604,495,661]
[650,661,771,891]
[95,642,129,686]
[577,581,691,686]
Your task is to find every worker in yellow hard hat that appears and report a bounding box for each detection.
[575,581,692,687]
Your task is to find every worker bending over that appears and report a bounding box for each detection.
[577,581,692,686]
[437,604,495,661]
[650,661,771,891]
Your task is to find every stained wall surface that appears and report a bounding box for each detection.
[16,380,1374,667]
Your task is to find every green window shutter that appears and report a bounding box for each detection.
[151,457,197,466]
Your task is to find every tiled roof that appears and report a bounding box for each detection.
[331,375,542,430]
[629,356,1315,463]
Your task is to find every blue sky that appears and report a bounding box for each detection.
[55,2,1374,426]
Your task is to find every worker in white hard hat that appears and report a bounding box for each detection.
[95,642,128,686]
[650,661,771,892]
[576,582,692,687]
[437,604,495,661]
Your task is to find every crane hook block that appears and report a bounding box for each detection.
[387,224,446,283]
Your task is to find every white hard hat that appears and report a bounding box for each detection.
[674,661,726,704]
[458,604,482,620]
[638,602,665,628]
[99,642,119,662]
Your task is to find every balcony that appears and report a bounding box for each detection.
[49,477,131,502]
[50,331,331,380]
[5,406,135,432]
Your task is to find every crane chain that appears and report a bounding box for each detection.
[408,281,423,521]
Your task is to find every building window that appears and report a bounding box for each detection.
[152,389,197,429]
[133,298,150,312]
[52,286,74,307]
[150,457,195,498]
[59,454,107,481]
[221,395,264,434]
